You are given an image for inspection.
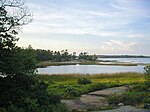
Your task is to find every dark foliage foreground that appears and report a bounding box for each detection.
[0,75,68,112]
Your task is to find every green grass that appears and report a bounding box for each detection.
[37,61,138,67]
[37,72,145,99]
[37,61,78,67]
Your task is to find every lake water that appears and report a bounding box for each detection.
[99,58,150,64]
[38,65,145,75]
[38,58,150,75]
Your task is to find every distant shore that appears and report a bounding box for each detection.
[37,60,140,68]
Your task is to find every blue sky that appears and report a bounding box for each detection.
[18,0,150,55]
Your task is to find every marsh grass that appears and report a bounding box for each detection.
[37,72,144,83]
[37,61,138,67]
[37,72,145,99]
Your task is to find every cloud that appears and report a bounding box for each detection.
[18,0,150,55]
[102,40,138,52]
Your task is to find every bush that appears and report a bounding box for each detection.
[65,86,79,97]
[144,98,150,104]
[130,84,147,92]
[144,66,150,87]
[77,78,92,85]
[86,83,107,93]
[122,92,145,105]
[108,91,146,106]
[0,75,68,112]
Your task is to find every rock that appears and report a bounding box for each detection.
[118,103,124,106]
[91,105,150,112]
[62,86,131,111]
[144,103,150,109]
[88,86,129,96]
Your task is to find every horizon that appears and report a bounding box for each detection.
[17,0,150,55]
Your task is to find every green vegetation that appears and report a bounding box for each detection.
[34,49,98,63]
[37,60,138,67]
[0,75,68,112]
[1,0,149,111]
[144,65,150,87]
[0,1,68,112]
[77,78,92,85]
[108,83,149,107]
[107,66,150,108]
[37,73,145,99]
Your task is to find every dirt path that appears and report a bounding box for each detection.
[62,86,130,111]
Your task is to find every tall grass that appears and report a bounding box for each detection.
[37,73,145,99]
[37,72,145,83]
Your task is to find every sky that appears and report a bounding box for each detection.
[18,0,150,55]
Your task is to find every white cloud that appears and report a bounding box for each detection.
[18,0,150,55]
[102,40,138,52]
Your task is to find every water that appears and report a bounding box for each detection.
[38,58,150,75]
[38,65,145,75]
[99,58,150,64]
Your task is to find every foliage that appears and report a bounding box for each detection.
[144,98,150,104]
[0,75,68,112]
[144,66,150,87]
[144,66,150,75]
[108,83,149,106]
[1,46,37,76]
[34,49,98,63]
[108,91,146,106]
[77,78,92,85]
[37,73,145,99]
[78,52,98,61]
[65,86,79,97]
[0,1,68,112]
[35,49,73,62]
[0,0,32,76]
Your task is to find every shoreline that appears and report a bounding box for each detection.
[37,61,140,68]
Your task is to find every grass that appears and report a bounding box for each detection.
[37,72,145,99]
[37,61,138,68]
[36,61,78,67]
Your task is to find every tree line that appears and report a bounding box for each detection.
[33,48,98,62]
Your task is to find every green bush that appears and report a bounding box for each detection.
[86,83,107,92]
[108,91,146,106]
[0,75,68,112]
[0,105,25,112]
[122,92,145,105]
[108,94,122,105]
[77,78,92,85]
[144,97,150,103]
[144,66,150,87]
[65,86,79,97]
[130,84,147,92]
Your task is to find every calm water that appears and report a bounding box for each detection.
[38,58,150,75]
[99,58,150,64]
[38,65,144,75]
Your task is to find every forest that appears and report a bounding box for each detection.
[33,48,98,62]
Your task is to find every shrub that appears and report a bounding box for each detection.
[77,78,92,85]
[144,66,150,87]
[65,86,79,97]
[122,92,145,105]
[130,84,147,92]
[108,94,122,105]
[0,75,68,112]
[87,83,107,92]
[144,98,150,103]
[108,91,146,106]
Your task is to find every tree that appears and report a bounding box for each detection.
[0,1,68,111]
[144,65,150,87]
[0,0,32,76]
